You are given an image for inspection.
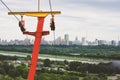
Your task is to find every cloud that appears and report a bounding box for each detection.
[0,0,120,41]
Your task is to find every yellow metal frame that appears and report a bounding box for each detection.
[8,11,61,17]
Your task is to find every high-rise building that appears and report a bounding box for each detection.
[111,40,116,46]
[98,40,105,45]
[0,38,1,44]
[41,38,48,45]
[118,41,120,46]
[95,39,98,45]
[64,34,69,45]
[81,37,87,45]
[73,36,80,45]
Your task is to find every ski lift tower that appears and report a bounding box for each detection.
[8,0,61,80]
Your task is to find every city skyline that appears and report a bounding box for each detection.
[0,34,120,46]
[0,0,120,41]
[0,33,120,42]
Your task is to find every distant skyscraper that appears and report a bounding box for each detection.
[118,41,120,46]
[73,36,80,45]
[97,40,110,45]
[111,40,116,46]
[64,34,69,45]
[81,37,87,45]
[0,38,1,44]
[55,37,62,45]
[41,38,48,45]
[94,39,99,45]
[75,37,78,41]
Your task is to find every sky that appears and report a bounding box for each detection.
[0,0,120,41]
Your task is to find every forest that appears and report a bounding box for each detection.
[0,56,115,80]
[0,45,120,59]
[0,45,120,80]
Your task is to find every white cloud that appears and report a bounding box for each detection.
[0,0,120,41]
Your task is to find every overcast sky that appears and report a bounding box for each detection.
[0,0,120,41]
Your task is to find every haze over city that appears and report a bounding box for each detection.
[0,0,120,41]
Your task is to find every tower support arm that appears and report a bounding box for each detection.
[28,17,44,80]
[8,11,61,17]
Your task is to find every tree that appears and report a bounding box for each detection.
[98,73,107,80]
[15,76,25,80]
[44,59,51,67]
[25,55,31,61]
[15,64,28,79]
[64,60,69,65]
[69,62,82,71]
[0,67,5,75]
[4,75,14,80]
[2,62,10,74]
[8,68,16,79]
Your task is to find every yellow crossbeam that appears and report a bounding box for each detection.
[8,11,61,17]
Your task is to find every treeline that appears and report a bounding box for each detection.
[69,61,120,75]
[0,45,120,59]
[0,45,33,53]
[0,55,17,61]
[41,58,120,76]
